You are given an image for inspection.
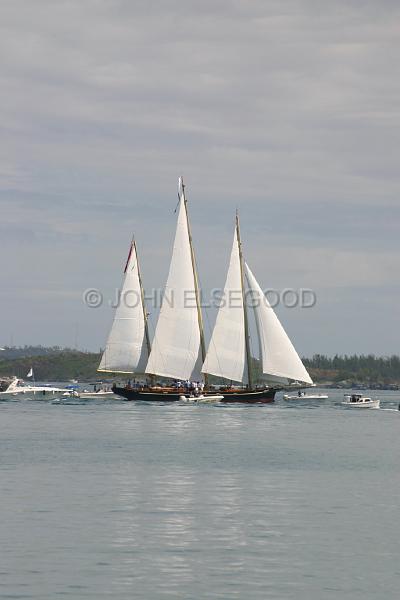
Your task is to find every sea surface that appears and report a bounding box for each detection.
[1,389,399,600]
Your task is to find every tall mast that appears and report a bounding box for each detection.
[133,238,151,358]
[134,238,154,384]
[236,211,253,390]
[181,177,208,384]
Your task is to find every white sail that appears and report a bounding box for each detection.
[202,228,248,384]
[145,184,202,380]
[245,263,313,385]
[98,242,149,373]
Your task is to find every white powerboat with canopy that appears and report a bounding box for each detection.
[0,376,71,398]
[341,394,379,408]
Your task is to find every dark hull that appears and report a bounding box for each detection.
[113,387,182,402]
[112,386,276,403]
[220,389,276,403]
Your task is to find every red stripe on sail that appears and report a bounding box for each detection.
[124,243,133,273]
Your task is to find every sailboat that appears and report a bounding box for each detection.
[201,213,312,402]
[108,177,207,401]
[103,178,312,402]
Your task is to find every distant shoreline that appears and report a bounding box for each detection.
[1,346,399,389]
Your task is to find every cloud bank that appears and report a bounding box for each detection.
[0,0,399,355]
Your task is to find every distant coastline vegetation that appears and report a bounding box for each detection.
[0,346,101,382]
[0,346,399,389]
[303,354,400,389]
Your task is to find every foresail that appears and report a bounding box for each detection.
[245,263,313,385]
[202,228,248,384]
[145,189,202,380]
[98,242,148,373]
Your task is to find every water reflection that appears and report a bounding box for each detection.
[1,395,400,599]
[109,465,197,593]
[107,443,305,597]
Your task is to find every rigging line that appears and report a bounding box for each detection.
[173,192,180,213]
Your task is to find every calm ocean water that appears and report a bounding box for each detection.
[1,389,399,599]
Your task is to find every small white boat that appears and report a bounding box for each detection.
[283,392,328,400]
[341,394,380,408]
[78,390,114,398]
[179,394,224,403]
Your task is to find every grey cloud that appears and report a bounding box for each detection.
[0,0,399,354]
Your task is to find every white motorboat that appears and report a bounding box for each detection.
[283,391,328,400]
[179,394,224,403]
[12,384,71,396]
[0,377,20,396]
[0,377,70,398]
[341,394,380,408]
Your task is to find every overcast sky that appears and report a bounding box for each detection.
[0,0,399,356]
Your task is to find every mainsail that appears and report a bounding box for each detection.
[202,226,248,384]
[98,240,150,373]
[145,178,204,380]
[245,262,313,385]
